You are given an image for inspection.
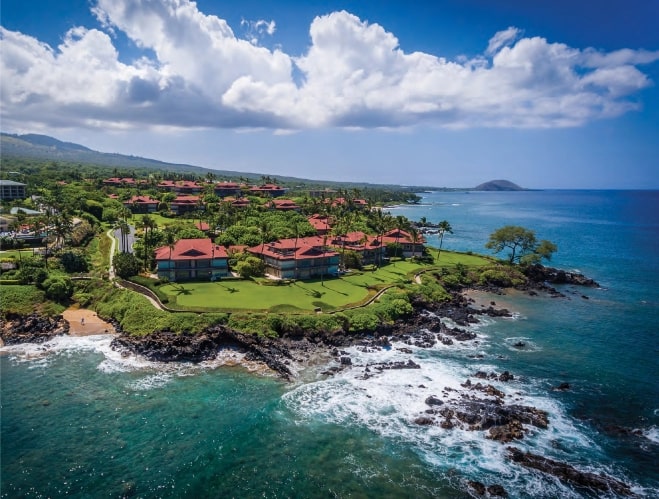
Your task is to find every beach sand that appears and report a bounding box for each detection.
[63,307,116,336]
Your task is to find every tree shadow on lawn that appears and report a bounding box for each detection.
[170,284,191,296]
[294,282,326,299]
[215,282,239,293]
[298,278,350,296]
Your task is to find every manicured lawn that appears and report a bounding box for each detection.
[156,254,491,313]
[431,250,492,267]
[160,261,423,312]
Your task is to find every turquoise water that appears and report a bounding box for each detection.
[2,191,658,497]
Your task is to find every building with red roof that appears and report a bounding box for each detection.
[170,195,202,215]
[380,229,426,257]
[222,196,250,208]
[329,231,386,266]
[267,199,300,211]
[213,181,242,197]
[248,184,286,197]
[308,214,332,235]
[247,236,339,280]
[154,238,229,281]
[123,195,159,214]
[157,180,204,194]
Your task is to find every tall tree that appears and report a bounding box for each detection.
[163,228,177,281]
[437,220,453,261]
[485,225,556,264]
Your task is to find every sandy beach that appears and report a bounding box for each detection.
[62,307,116,336]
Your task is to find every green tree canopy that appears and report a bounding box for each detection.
[114,252,142,279]
[485,225,556,264]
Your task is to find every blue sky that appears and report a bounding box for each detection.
[2,0,658,188]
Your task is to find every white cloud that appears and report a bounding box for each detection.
[1,0,658,132]
[486,26,521,55]
[241,19,276,45]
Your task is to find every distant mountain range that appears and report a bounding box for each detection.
[1,132,522,191]
[1,132,243,178]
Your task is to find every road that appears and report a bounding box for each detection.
[113,224,136,253]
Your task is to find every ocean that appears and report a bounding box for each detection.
[2,190,658,498]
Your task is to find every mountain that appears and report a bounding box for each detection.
[474,179,525,191]
[0,132,435,191]
[1,132,223,177]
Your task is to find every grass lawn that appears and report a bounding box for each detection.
[128,213,200,229]
[157,253,491,313]
[431,250,493,267]
[0,248,40,260]
[161,261,425,313]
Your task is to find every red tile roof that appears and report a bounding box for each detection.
[247,236,338,261]
[381,229,426,245]
[269,199,299,210]
[154,238,227,261]
[125,195,159,205]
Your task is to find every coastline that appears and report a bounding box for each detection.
[0,268,638,496]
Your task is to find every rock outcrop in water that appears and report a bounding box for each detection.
[506,447,633,496]
[110,326,294,380]
[0,313,69,344]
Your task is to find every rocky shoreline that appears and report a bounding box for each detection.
[2,266,629,496]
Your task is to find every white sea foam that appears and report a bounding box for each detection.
[283,334,612,497]
[1,335,265,386]
[643,425,659,444]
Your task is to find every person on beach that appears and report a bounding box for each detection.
[81,317,85,326]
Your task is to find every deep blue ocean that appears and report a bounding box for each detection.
[2,190,658,498]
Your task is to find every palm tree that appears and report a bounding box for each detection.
[437,220,453,261]
[116,219,130,253]
[140,215,156,272]
[393,215,409,263]
[52,212,73,251]
[163,228,177,281]
[409,227,421,260]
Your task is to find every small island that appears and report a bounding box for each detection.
[474,179,526,191]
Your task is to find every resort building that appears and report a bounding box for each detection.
[123,195,159,214]
[0,180,27,200]
[157,180,204,194]
[170,195,202,215]
[213,181,242,197]
[326,197,369,210]
[267,199,300,211]
[381,229,426,257]
[221,196,250,209]
[248,184,286,197]
[247,236,339,280]
[330,231,386,266]
[308,214,332,235]
[154,238,229,282]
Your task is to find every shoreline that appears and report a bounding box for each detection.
[0,274,636,496]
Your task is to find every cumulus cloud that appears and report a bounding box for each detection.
[1,0,658,132]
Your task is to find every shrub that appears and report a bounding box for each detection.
[59,250,90,273]
[234,255,265,278]
[346,310,380,332]
[42,275,74,301]
[114,252,142,278]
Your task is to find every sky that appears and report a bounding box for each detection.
[1,0,658,189]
